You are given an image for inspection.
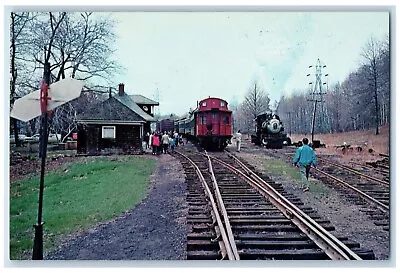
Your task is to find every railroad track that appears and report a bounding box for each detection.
[174,148,375,260]
[313,157,390,231]
[348,160,389,178]
[265,147,390,231]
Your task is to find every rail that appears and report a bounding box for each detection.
[175,150,238,260]
[204,151,362,260]
[319,158,389,187]
[312,167,389,213]
[205,151,240,260]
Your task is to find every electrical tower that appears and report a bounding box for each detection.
[307,58,328,144]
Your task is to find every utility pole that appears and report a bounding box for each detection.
[306,58,328,145]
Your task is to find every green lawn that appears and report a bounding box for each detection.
[9,155,157,260]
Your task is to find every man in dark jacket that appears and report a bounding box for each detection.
[292,138,317,192]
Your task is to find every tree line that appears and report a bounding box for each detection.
[276,36,389,136]
[232,35,390,137]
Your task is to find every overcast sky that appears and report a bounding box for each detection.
[109,11,389,116]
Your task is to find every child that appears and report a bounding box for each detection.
[169,136,176,153]
[179,134,184,146]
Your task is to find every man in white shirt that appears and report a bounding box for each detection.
[173,131,179,146]
[235,130,242,152]
[161,132,170,154]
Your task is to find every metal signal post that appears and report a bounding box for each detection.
[32,62,51,260]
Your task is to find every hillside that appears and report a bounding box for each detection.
[289,125,390,162]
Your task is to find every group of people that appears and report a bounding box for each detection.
[144,131,184,155]
[145,129,317,193]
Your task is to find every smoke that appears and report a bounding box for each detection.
[254,13,315,101]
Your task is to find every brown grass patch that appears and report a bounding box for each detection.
[289,125,390,162]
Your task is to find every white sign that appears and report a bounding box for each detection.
[10,78,84,122]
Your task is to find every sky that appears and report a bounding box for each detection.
[109,11,389,116]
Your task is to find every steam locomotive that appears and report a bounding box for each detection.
[251,112,290,149]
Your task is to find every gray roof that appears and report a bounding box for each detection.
[77,97,146,123]
[115,94,155,122]
[130,95,159,105]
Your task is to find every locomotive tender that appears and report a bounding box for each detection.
[251,112,290,149]
[174,97,233,150]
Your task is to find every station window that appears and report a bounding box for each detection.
[200,116,207,124]
[212,113,217,119]
[202,101,207,107]
[102,126,116,139]
[220,101,225,107]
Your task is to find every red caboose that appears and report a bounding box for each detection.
[196,97,232,149]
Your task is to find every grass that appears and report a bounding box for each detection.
[9,155,157,260]
[262,157,301,181]
[261,156,329,194]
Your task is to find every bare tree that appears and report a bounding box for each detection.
[51,91,103,141]
[10,12,121,140]
[10,12,36,146]
[377,35,390,126]
[240,81,270,131]
[325,82,343,133]
[277,91,313,135]
[361,37,383,135]
[45,12,121,138]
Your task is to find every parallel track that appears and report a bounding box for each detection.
[175,148,375,260]
[267,147,390,231]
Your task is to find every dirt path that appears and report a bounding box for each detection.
[46,154,187,260]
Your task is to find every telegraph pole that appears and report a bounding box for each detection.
[307,58,328,145]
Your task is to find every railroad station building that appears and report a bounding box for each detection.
[76,83,159,155]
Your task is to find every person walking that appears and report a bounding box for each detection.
[179,134,184,146]
[149,132,154,153]
[152,132,160,155]
[161,131,169,154]
[292,138,317,192]
[146,132,150,149]
[173,131,179,147]
[169,136,175,153]
[235,130,242,152]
